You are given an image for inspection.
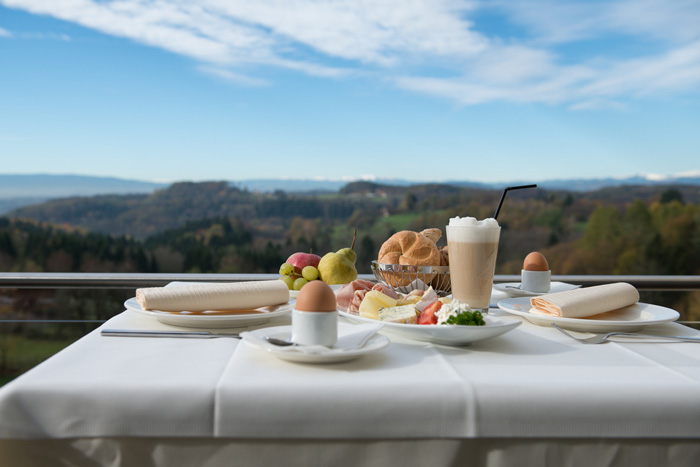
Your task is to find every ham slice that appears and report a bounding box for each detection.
[335,279,374,311]
[372,282,399,300]
[348,289,369,315]
[415,287,438,312]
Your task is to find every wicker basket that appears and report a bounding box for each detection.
[371,261,451,296]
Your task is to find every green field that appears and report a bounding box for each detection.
[378,212,421,232]
[0,333,88,387]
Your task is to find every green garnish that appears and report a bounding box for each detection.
[444,310,485,326]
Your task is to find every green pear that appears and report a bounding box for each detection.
[318,230,358,285]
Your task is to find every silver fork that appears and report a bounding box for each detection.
[550,323,700,344]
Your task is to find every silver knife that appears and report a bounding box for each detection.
[101,329,241,339]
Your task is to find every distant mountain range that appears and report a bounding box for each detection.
[0,174,168,198]
[1,172,699,214]
[231,173,700,193]
[0,174,167,215]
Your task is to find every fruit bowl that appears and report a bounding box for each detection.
[371,261,451,296]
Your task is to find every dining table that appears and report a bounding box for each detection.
[1,286,699,467]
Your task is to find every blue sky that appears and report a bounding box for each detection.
[1,0,699,184]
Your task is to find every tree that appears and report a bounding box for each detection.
[660,188,684,205]
[402,192,417,211]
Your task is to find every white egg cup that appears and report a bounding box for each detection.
[291,309,338,346]
[521,270,551,293]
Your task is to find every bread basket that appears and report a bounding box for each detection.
[371,261,451,296]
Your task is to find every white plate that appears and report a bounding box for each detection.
[243,325,390,363]
[339,310,520,346]
[493,281,581,297]
[497,297,680,332]
[124,297,292,329]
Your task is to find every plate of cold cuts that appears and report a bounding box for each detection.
[335,280,520,346]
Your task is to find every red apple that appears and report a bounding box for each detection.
[286,252,321,274]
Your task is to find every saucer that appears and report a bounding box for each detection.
[493,281,581,298]
[243,324,390,363]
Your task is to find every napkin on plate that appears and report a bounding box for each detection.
[241,323,384,355]
[136,280,289,312]
[529,282,639,318]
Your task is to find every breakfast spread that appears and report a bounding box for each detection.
[521,251,551,293]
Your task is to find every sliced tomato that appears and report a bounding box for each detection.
[417,301,441,325]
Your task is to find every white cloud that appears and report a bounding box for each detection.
[568,99,627,112]
[198,65,270,87]
[0,26,13,37]
[645,173,668,181]
[21,31,72,41]
[396,36,700,108]
[2,0,700,108]
[490,0,700,45]
[675,169,700,178]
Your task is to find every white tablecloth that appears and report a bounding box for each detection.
[2,290,700,466]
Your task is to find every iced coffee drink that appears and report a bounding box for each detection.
[446,217,501,311]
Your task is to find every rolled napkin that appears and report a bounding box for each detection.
[241,323,384,355]
[136,280,290,312]
[529,282,639,318]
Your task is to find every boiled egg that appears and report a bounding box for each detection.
[295,280,337,312]
[523,252,549,272]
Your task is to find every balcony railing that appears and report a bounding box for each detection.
[1,272,700,290]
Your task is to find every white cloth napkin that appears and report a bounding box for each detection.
[136,280,289,312]
[529,282,639,318]
[241,323,383,355]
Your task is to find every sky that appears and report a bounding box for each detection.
[1,0,699,184]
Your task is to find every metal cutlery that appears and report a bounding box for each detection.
[101,329,241,339]
[550,323,700,344]
[101,329,298,346]
[265,336,296,346]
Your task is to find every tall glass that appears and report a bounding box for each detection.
[446,218,501,312]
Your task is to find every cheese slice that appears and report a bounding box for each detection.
[378,304,418,324]
[358,290,398,320]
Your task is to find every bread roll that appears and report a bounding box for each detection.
[419,228,442,244]
[439,246,449,266]
[377,230,441,266]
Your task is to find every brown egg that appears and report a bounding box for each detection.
[523,252,549,271]
[295,280,337,312]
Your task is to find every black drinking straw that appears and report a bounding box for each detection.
[493,184,537,220]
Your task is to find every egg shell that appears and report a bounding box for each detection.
[295,280,337,312]
[523,252,549,271]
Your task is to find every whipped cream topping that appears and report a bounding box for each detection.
[449,216,499,228]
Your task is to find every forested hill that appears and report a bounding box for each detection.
[9,180,499,238]
[8,180,700,239]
